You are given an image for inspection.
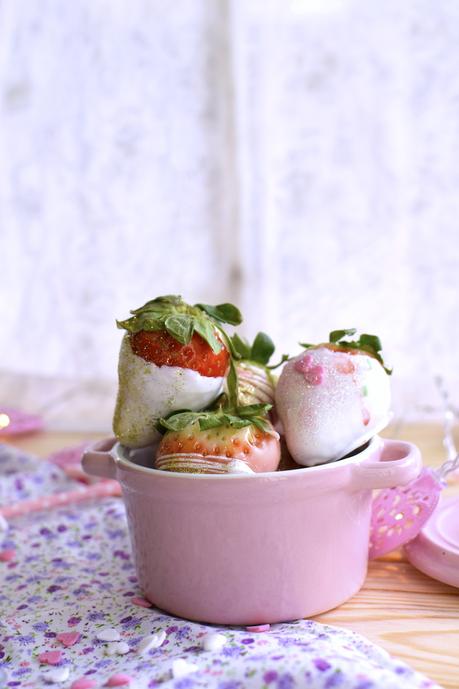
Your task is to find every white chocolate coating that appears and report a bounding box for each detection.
[227,459,255,474]
[236,361,275,406]
[275,346,391,466]
[113,334,224,447]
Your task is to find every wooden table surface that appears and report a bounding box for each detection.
[6,423,459,688]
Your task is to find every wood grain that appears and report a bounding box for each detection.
[6,423,459,688]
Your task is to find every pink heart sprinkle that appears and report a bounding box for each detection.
[71,679,98,689]
[295,353,313,373]
[131,596,152,608]
[246,624,271,632]
[294,355,324,385]
[38,650,63,665]
[105,674,132,687]
[0,549,16,562]
[57,631,81,647]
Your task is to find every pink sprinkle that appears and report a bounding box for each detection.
[38,650,63,665]
[105,674,133,687]
[294,355,324,385]
[295,353,313,373]
[57,631,81,647]
[131,596,152,608]
[71,679,98,689]
[305,366,324,385]
[0,549,16,562]
[245,624,271,632]
[335,356,355,375]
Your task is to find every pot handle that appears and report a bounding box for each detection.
[82,437,118,480]
[350,439,422,490]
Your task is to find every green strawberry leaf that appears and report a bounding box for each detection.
[250,416,272,433]
[359,333,382,352]
[157,411,204,433]
[329,329,357,343]
[164,315,194,345]
[197,302,242,326]
[230,333,252,360]
[329,329,392,375]
[198,414,227,430]
[157,401,273,436]
[131,295,183,314]
[230,331,288,369]
[236,403,272,417]
[301,329,392,375]
[117,294,243,354]
[116,314,165,333]
[193,317,222,354]
[251,332,275,365]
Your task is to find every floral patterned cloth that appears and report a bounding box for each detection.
[0,444,74,505]
[0,443,442,689]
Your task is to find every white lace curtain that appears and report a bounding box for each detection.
[1,0,459,429]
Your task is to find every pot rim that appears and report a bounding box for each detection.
[112,434,383,480]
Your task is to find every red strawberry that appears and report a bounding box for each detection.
[114,296,242,448]
[131,330,229,377]
[155,409,280,474]
[117,295,241,363]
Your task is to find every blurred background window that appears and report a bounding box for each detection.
[1,0,459,429]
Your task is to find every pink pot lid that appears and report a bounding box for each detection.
[405,495,459,589]
[0,407,43,437]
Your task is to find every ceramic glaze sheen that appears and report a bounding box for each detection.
[83,437,421,625]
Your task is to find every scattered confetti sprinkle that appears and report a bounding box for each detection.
[71,679,98,689]
[0,548,16,562]
[246,624,271,632]
[131,596,152,608]
[105,673,133,686]
[42,666,70,683]
[114,641,130,655]
[38,650,63,665]
[97,628,121,642]
[57,631,81,647]
[137,631,166,654]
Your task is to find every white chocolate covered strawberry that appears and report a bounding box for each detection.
[113,295,241,448]
[275,330,392,466]
[155,406,280,474]
[229,332,288,407]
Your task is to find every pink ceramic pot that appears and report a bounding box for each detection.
[82,436,421,625]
